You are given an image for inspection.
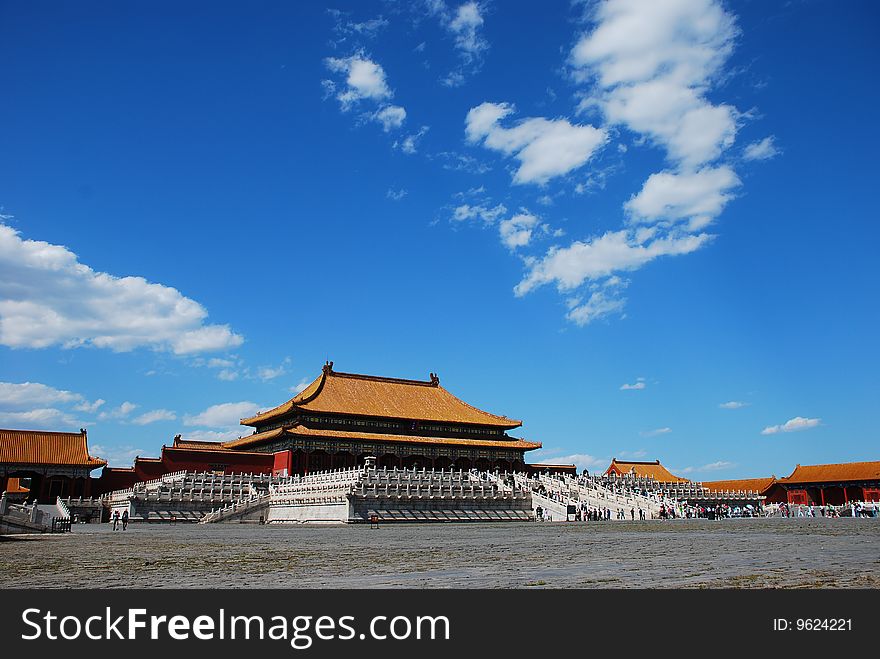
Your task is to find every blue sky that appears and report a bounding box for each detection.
[1,0,878,479]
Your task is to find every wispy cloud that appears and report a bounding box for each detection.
[184,401,262,428]
[719,400,748,409]
[131,409,177,426]
[677,460,735,474]
[761,416,821,435]
[427,1,489,85]
[743,136,780,161]
[89,444,148,468]
[639,427,670,437]
[98,401,138,421]
[394,126,429,154]
[620,377,646,391]
[323,53,406,132]
[530,449,607,473]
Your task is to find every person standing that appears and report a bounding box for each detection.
[121,509,129,530]
[111,510,120,531]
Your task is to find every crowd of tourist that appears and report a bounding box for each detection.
[771,501,879,518]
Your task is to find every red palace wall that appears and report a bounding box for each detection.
[93,447,275,495]
[160,448,274,475]
[272,450,293,477]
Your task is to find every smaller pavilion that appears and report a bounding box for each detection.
[605,458,688,483]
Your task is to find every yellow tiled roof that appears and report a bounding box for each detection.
[223,425,540,452]
[241,364,522,428]
[0,428,106,467]
[701,477,776,494]
[779,461,880,484]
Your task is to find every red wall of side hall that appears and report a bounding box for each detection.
[160,448,274,474]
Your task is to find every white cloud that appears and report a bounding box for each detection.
[324,55,392,109]
[427,1,489,83]
[452,203,507,224]
[289,378,312,395]
[394,126,429,154]
[761,416,821,435]
[89,444,147,468]
[178,429,249,443]
[434,151,492,174]
[625,166,740,230]
[572,0,739,168]
[530,449,607,473]
[743,136,780,161]
[677,460,735,475]
[0,224,243,354]
[640,427,671,437]
[515,229,711,296]
[328,10,389,44]
[131,409,176,425]
[567,287,627,326]
[701,460,734,471]
[620,377,646,391]
[387,188,408,201]
[74,398,105,413]
[0,381,81,408]
[465,102,608,185]
[184,401,262,428]
[256,357,291,382]
[372,104,407,131]
[719,400,747,409]
[0,407,79,429]
[499,212,540,250]
[448,1,487,61]
[217,369,238,382]
[618,449,647,459]
[98,401,138,421]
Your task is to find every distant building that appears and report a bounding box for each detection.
[224,362,541,474]
[605,458,688,483]
[776,461,880,505]
[0,428,106,502]
[701,477,785,504]
[525,463,578,476]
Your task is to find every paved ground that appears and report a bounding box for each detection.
[2,518,878,588]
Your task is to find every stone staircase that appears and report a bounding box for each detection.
[0,494,71,534]
[511,472,673,520]
[106,471,275,523]
[199,491,272,524]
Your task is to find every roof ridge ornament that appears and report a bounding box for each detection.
[323,361,334,375]
[429,372,440,386]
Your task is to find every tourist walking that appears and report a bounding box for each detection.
[121,509,129,530]
[111,510,120,531]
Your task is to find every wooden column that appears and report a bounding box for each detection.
[819,486,825,506]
